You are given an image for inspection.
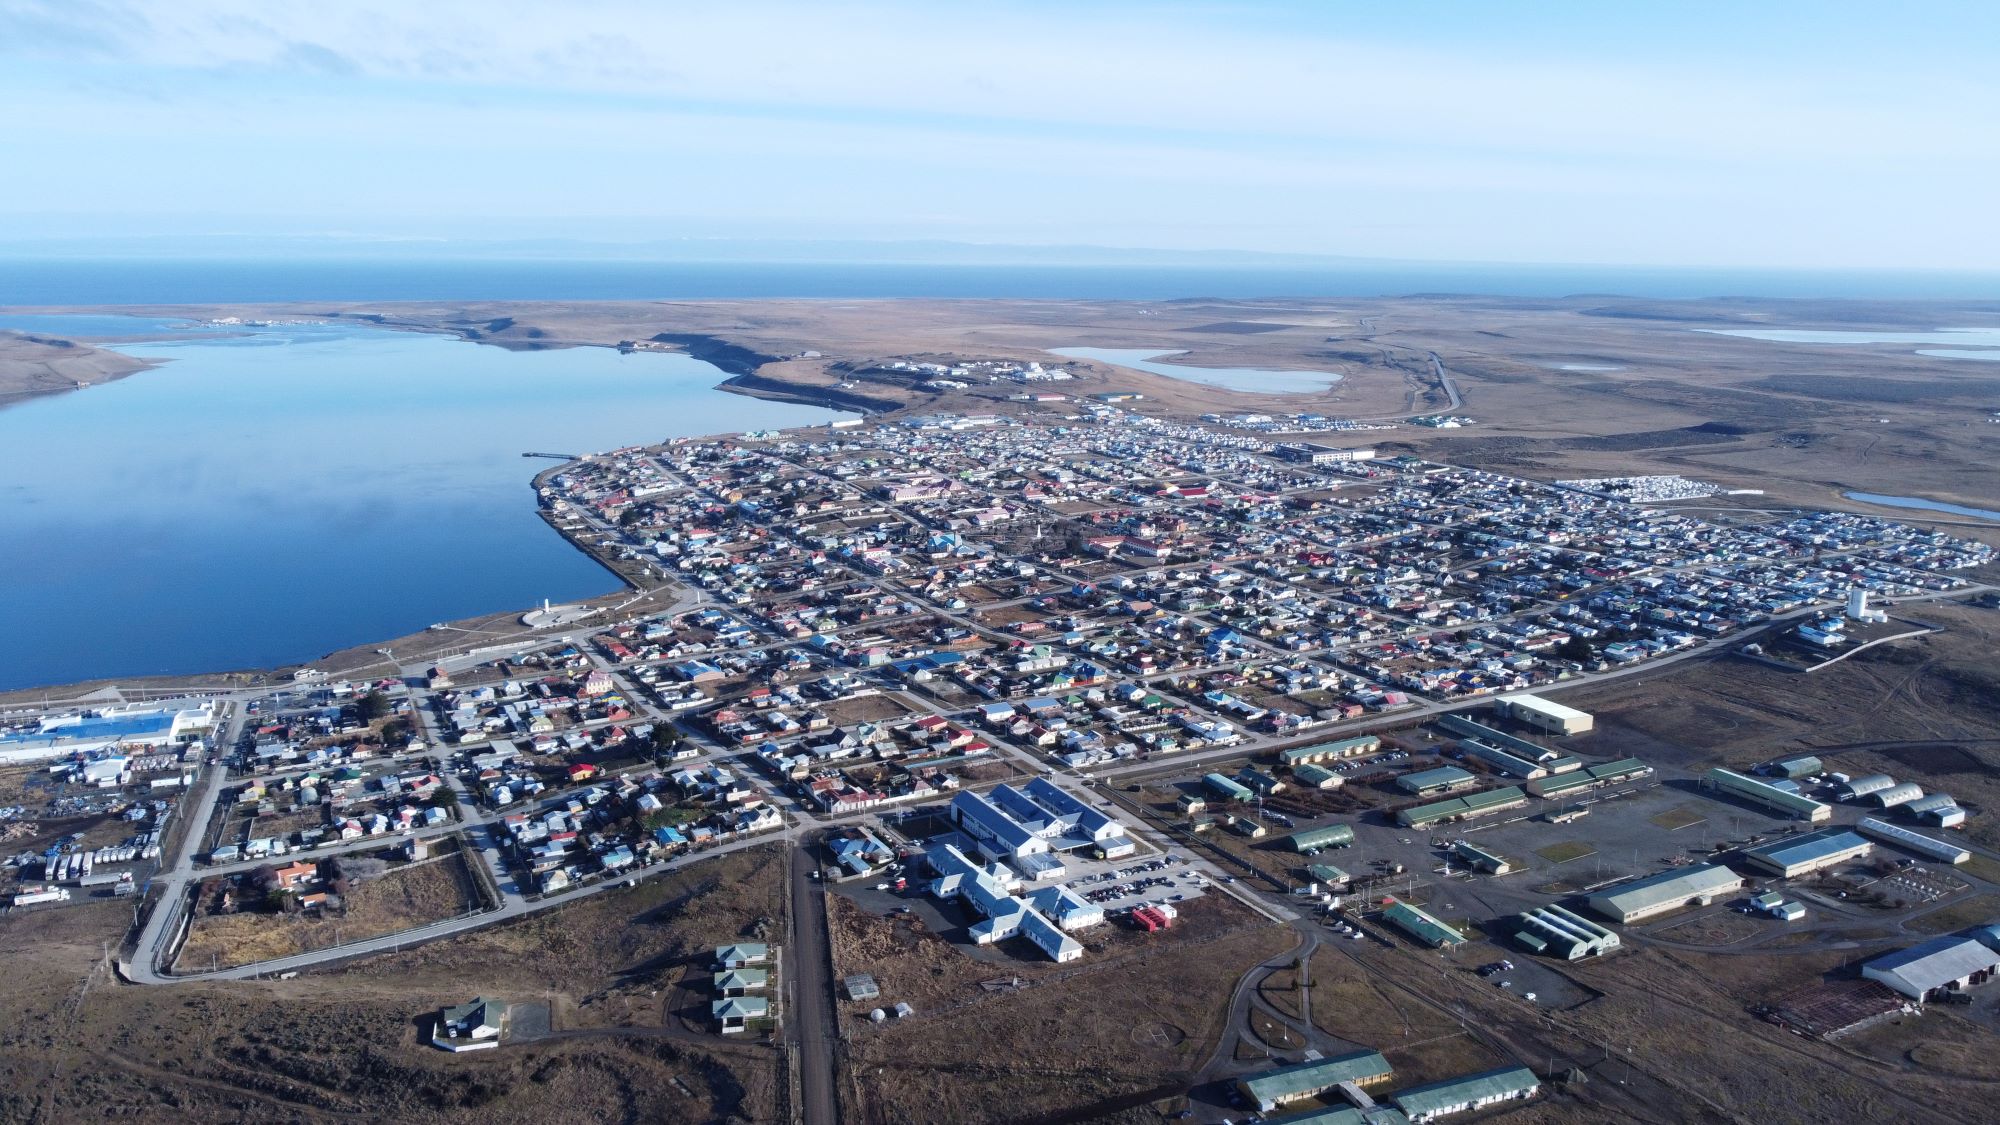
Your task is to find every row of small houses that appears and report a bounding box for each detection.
[496,773,784,895]
[211,803,452,864]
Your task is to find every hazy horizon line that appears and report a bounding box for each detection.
[4,233,1999,278]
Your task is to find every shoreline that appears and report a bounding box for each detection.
[0,311,908,420]
[9,292,2000,697]
[0,331,163,411]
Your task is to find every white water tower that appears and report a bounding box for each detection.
[1846,587,1887,623]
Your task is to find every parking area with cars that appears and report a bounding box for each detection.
[1062,852,1210,915]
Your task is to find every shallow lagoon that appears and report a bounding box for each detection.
[1844,491,2000,523]
[1049,346,1340,394]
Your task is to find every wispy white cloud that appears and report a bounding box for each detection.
[1,0,1995,267]
[8,0,1983,161]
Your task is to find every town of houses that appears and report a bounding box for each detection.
[4,403,1995,1069]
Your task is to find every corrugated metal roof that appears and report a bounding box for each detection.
[1865,936,2000,997]
[1742,828,1870,871]
[1288,824,1356,850]
[1399,766,1477,792]
[1586,864,1741,918]
[1842,774,1897,797]
[1240,1051,1392,1104]
[1872,782,1925,807]
[1391,1065,1539,1119]
[1383,898,1466,947]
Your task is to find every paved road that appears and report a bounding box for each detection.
[125,827,785,984]
[787,840,841,1125]
[122,700,243,982]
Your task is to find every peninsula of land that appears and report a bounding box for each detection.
[8,294,1999,525]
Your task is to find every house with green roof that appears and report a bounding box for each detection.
[431,996,505,1052]
[714,967,769,996]
[713,995,769,1033]
[716,942,770,968]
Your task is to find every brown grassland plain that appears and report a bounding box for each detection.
[175,849,481,972]
[836,891,1293,1124]
[0,849,791,1123]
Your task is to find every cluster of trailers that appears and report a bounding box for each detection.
[40,836,158,884]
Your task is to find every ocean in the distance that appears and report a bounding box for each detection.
[4,258,2000,303]
[0,316,848,690]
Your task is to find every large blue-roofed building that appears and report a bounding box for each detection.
[0,704,215,763]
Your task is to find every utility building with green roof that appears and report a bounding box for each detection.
[1397,766,1478,795]
[1525,757,1651,799]
[1285,824,1356,852]
[1391,1065,1540,1122]
[1306,863,1350,886]
[1279,735,1380,767]
[1380,897,1466,947]
[1204,772,1254,802]
[1293,763,1344,789]
[1237,1050,1394,1112]
[1397,786,1528,828]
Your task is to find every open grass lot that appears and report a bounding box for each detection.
[1566,603,2000,852]
[819,693,914,725]
[343,843,787,1029]
[1546,946,1992,1124]
[1257,962,1304,1021]
[1309,947,1465,1048]
[1648,911,1766,947]
[176,850,481,972]
[1535,840,1597,864]
[1381,1031,1506,1091]
[842,895,1291,1124]
[1905,892,2000,936]
[0,898,781,1123]
[213,805,326,852]
[1959,854,2000,887]
[1857,1013,2000,1080]
[1648,806,1707,831]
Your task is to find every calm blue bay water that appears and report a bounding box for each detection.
[0,317,847,689]
[4,258,2000,303]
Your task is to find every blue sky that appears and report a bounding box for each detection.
[2,0,1996,268]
